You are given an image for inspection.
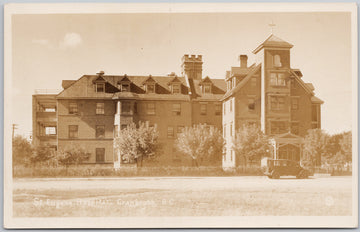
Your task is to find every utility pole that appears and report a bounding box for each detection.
[12,124,18,140]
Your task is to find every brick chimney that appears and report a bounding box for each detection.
[240,55,248,68]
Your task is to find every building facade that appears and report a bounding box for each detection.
[222,34,323,169]
[32,34,323,168]
[32,54,226,166]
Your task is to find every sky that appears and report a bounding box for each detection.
[11,12,352,137]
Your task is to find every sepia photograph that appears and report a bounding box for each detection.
[3,2,358,228]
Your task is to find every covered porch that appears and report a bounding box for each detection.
[270,132,304,162]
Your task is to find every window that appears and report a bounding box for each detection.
[230,150,233,161]
[121,83,130,92]
[270,73,286,86]
[146,84,155,93]
[251,77,257,87]
[68,125,78,138]
[45,127,56,135]
[232,78,236,88]
[274,54,282,67]
[291,98,299,110]
[230,122,233,137]
[172,103,181,116]
[215,104,221,115]
[167,126,174,138]
[69,102,78,114]
[96,103,105,114]
[202,84,212,94]
[230,99,233,112]
[96,148,105,163]
[270,96,285,110]
[223,124,226,137]
[270,121,287,134]
[44,108,56,112]
[121,102,131,113]
[248,98,255,111]
[223,102,226,115]
[177,126,184,136]
[291,122,299,135]
[172,84,181,94]
[96,125,105,138]
[200,104,207,115]
[147,103,155,115]
[96,83,105,93]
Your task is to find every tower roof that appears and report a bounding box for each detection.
[253,34,293,54]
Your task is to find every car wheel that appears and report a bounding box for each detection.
[297,170,308,179]
[271,171,280,179]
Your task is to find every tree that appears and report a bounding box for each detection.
[339,131,352,163]
[12,135,33,166]
[57,146,91,167]
[303,129,329,167]
[31,144,56,166]
[176,124,224,167]
[232,124,270,169]
[114,122,160,167]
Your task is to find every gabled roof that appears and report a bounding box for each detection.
[168,76,182,85]
[142,75,156,84]
[199,76,213,85]
[93,75,106,83]
[289,69,314,95]
[221,64,261,101]
[117,75,131,83]
[253,34,294,54]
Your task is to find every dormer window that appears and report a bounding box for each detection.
[146,84,155,93]
[202,84,212,94]
[172,84,181,94]
[274,55,282,67]
[121,83,130,92]
[96,83,105,93]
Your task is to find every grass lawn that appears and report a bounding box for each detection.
[13,176,352,217]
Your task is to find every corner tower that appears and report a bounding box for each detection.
[253,34,294,133]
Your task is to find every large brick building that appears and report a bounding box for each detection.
[32,54,226,166]
[32,34,323,168]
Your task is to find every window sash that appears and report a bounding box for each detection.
[96,125,105,138]
[69,103,78,114]
[96,83,105,93]
[215,104,221,115]
[172,103,181,115]
[200,104,207,115]
[69,125,78,138]
[172,84,181,94]
[45,127,56,135]
[146,84,155,93]
[147,103,155,115]
[96,103,105,114]
[270,96,285,110]
[167,127,174,138]
[121,102,131,113]
[96,148,105,163]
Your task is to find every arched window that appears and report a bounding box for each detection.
[274,55,282,67]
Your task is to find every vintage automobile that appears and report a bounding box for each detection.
[261,158,310,179]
